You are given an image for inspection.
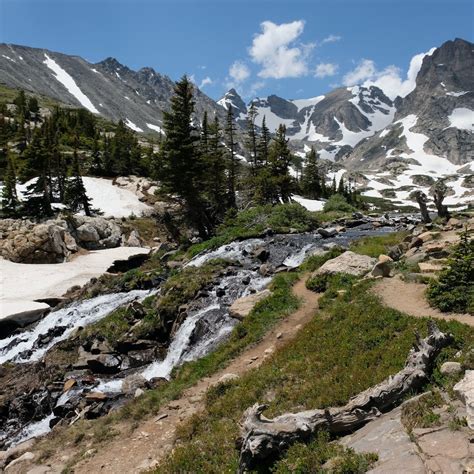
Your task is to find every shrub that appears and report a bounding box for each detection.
[323,194,355,213]
[426,232,474,314]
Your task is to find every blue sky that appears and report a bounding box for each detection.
[1,0,472,100]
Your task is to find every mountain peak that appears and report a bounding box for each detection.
[97,57,127,72]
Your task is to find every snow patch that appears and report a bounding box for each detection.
[125,118,143,133]
[146,123,165,134]
[43,54,99,114]
[1,54,16,63]
[448,108,474,132]
[292,195,325,211]
[291,95,325,111]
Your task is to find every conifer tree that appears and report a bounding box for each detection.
[64,145,92,216]
[258,116,270,165]
[23,131,53,217]
[301,147,321,199]
[246,103,259,169]
[268,124,294,203]
[1,151,20,216]
[224,105,237,208]
[205,116,227,223]
[157,75,211,237]
[90,133,103,175]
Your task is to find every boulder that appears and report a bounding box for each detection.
[315,251,376,277]
[229,289,271,320]
[317,227,338,238]
[371,254,393,278]
[122,374,148,394]
[440,361,462,376]
[418,261,445,273]
[127,230,142,247]
[453,370,474,429]
[217,373,240,384]
[252,246,270,262]
[75,223,100,243]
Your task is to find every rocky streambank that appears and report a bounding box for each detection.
[0,213,415,453]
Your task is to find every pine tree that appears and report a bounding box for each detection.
[205,116,227,223]
[90,133,103,175]
[258,116,270,165]
[1,151,20,216]
[64,145,92,216]
[246,103,259,169]
[267,124,294,203]
[23,133,53,218]
[224,105,237,208]
[301,147,321,199]
[157,75,211,237]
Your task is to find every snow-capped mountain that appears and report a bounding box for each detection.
[0,43,227,134]
[216,38,473,208]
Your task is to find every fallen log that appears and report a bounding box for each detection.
[237,321,452,472]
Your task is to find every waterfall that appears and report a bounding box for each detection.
[0,289,155,365]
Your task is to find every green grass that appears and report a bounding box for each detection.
[81,259,229,345]
[36,272,300,464]
[401,391,444,433]
[185,203,319,258]
[349,231,409,258]
[155,277,473,473]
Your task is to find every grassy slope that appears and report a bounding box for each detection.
[155,236,473,473]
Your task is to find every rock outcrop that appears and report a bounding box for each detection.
[0,216,124,263]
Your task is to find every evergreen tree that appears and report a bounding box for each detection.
[90,133,103,175]
[64,145,92,216]
[224,105,237,208]
[157,75,211,237]
[1,151,20,216]
[23,131,53,217]
[258,116,270,165]
[267,124,294,203]
[246,103,259,169]
[301,147,321,199]
[204,116,227,223]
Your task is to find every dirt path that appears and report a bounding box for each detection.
[373,275,473,327]
[61,276,320,474]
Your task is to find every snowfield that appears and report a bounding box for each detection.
[81,177,153,217]
[12,177,154,218]
[0,247,150,321]
[292,195,325,211]
[43,54,99,114]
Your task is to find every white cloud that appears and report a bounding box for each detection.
[229,60,251,83]
[343,59,377,85]
[199,76,213,88]
[314,62,338,78]
[189,74,196,84]
[321,34,341,44]
[249,20,312,79]
[342,48,435,100]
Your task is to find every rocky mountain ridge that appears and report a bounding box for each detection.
[0,43,227,134]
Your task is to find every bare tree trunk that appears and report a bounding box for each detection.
[237,322,452,473]
[433,188,450,219]
[414,191,431,223]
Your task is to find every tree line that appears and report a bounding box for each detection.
[1,83,357,231]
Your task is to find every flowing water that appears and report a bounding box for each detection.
[0,289,155,365]
[2,225,399,447]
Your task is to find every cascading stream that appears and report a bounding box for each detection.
[2,224,400,448]
[0,289,156,365]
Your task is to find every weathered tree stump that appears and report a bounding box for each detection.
[237,321,452,472]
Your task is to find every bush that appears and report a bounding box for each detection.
[426,232,474,314]
[323,194,355,213]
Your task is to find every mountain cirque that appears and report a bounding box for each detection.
[0,38,472,208]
